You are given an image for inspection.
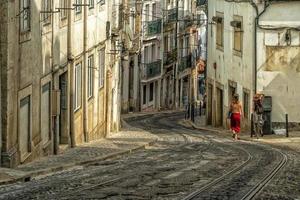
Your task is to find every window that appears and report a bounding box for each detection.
[60,0,67,19]
[98,0,105,6]
[151,44,156,61]
[145,4,149,22]
[144,46,149,64]
[233,16,243,53]
[216,14,224,48]
[164,35,169,52]
[99,48,105,89]
[42,0,51,24]
[88,55,94,99]
[89,0,94,9]
[74,63,82,110]
[185,36,190,55]
[143,85,147,104]
[152,3,156,21]
[149,82,154,102]
[243,91,249,119]
[20,0,31,32]
[75,0,82,14]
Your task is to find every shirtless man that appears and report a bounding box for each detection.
[230,94,243,140]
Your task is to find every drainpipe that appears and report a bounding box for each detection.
[67,0,75,147]
[51,5,58,155]
[250,0,269,94]
[83,0,88,142]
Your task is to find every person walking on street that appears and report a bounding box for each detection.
[230,94,243,140]
[253,94,264,138]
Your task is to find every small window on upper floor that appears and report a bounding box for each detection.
[75,0,82,14]
[98,0,105,6]
[89,0,94,9]
[232,16,243,56]
[60,0,68,20]
[20,0,31,32]
[42,0,51,25]
[215,13,224,49]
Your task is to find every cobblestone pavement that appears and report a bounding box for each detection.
[0,112,299,199]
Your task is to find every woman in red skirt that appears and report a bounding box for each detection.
[230,94,243,140]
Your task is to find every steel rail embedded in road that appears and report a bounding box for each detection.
[182,146,253,200]
[241,150,288,200]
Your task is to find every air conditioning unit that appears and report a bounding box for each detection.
[212,16,222,23]
[230,21,242,28]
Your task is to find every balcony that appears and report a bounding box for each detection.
[196,0,207,7]
[178,15,194,32]
[164,49,177,66]
[178,54,192,72]
[166,8,177,23]
[146,19,162,36]
[145,60,162,79]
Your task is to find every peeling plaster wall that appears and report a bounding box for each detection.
[257,2,300,124]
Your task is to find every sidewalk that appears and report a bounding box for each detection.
[187,115,300,152]
[0,118,158,186]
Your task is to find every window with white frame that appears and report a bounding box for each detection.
[216,13,224,48]
[98,0,105,6]
[42,0,51,24]
[75,0,82,14]
[145,4,149,22]
[74,63,82,110]
[89,0,94,9]
[152,3,156,21]
[99,48,105,89]
[233,16,243,53]
[88,55,94,99]
[20,0,31,32]
[60,0,67,19]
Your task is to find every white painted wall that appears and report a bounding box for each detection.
[257,2,300,123]
[207,0,256,126]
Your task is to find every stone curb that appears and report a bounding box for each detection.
[186,120,300,145]
[0,123,158,186]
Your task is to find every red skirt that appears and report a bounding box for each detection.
[231,113,241,133]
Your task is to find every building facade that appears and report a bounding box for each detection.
[256,1,300,129]
[207,0,300,130]
[207,0,254,129]
[0,0,122,167]
[122,0,205,113]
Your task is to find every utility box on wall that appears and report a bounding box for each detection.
[263,96,272,134]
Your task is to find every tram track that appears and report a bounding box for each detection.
[55,113,249,199]
[0,112,290,200]
[241,150,288,200]
[180,131,288,200]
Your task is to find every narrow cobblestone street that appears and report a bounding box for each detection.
[0,112,299,199]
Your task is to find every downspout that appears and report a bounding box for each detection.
[250,0,269,94]
[83,0,88,142]
[174,0,179,109]
[67,0,75,147]
[51,5,58,155]
[204,2,208,87]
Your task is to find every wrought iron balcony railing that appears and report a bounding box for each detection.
[178,54,192,72]
[146,19,162,36]
[145,60,162,79]
[164,49,177,66]
[166,8,177,23]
